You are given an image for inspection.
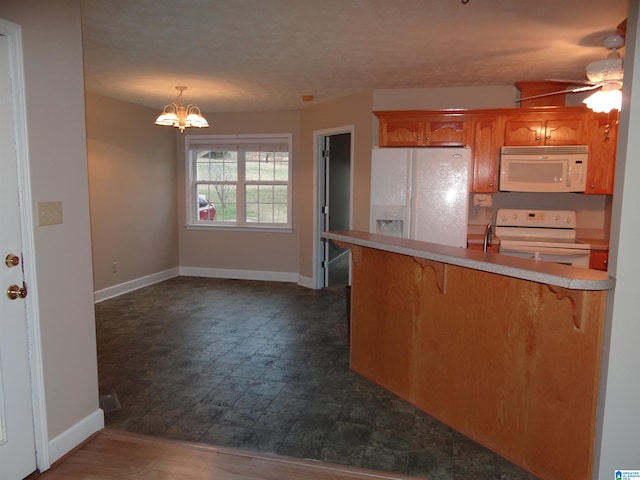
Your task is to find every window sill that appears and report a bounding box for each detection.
[185,224,293,233]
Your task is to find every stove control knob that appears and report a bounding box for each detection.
[512,213,518,220]
[500,214,507,222]
[553,214,560,222]
[565,217,571,224]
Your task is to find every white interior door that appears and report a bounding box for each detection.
[0,30,37,480]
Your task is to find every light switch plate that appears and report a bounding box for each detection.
[38,201,63,226]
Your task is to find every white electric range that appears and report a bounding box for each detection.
[495,208,591,269]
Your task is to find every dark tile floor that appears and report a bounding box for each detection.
[95,277,538,480]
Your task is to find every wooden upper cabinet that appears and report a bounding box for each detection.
[502,119,544,146]
[585,112,618,194]
[375,107,616,196]
[378,116,425,146]
[503,114,586,146]
[427,119,469,146]
[472,117,500,192]
[375,111,470,147]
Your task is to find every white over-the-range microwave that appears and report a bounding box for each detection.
[499,145,588,192]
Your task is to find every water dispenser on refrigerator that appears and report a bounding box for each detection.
[371,205,405,237]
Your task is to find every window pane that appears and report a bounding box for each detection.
[219,185,237,222]
[196,186,216,221]
[245,151,257,181]
[273,185,288,223]
[273,185,287,203]
[258,184,274,203]
[196,151,238,181]
[273,202,288,223]
[245,151,288,182]
[197,184,237,222]
[258,203,274,223]
[259,152,275,181]
[245,185,259,222]
[245,184,288,224]
[273,153,289,181]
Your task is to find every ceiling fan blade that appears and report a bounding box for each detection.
[516,84,601,103]
[544,78,594,86]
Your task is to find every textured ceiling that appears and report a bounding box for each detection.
[80,0,629,113]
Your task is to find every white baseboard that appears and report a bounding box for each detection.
[94,268,180,303]
[297,274,315,289]
[47,408,104,465]
[94,267,318,302]
[179,266,299,283]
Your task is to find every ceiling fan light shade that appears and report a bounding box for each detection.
[586,55,624,84]
[583,86,622,113]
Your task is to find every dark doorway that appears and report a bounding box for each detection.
[321,132,351,288]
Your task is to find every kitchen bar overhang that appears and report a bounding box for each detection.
[322,229,613,480]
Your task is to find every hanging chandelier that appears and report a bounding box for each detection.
[154,86,209,133]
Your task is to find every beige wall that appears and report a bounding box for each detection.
[85,93,178,291]
[373,85,590,113]
[298,92,374,279]
[0,0,99,443]
[374,85,519,111]
[177,110,301,275]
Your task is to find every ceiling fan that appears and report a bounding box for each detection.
[517,33,625,111]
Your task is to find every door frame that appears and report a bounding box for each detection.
[312,125,354,289]
[1,17,50,471]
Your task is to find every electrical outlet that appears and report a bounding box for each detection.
[38,201,63,226]
[112,262,118,273]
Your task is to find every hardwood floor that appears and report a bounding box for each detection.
[32,429,423,480]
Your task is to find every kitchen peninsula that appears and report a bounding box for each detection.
[322,230,614,480]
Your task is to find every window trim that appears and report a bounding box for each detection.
[185,134,293,231]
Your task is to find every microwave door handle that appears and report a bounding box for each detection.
[566,163,572,187]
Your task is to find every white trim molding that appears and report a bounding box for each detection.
[0,17,50,472]
[94,268,313,303]
[297,275,314,289]
[94,268,180,303]
[179,266,298,283]
[47,409,104,465]
[312,125,355,289]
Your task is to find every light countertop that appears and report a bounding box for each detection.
[323,230,615,291]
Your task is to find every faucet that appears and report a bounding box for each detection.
[483,223,493,252]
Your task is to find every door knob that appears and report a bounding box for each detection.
[7,282,28,300]
[5,253,20,268]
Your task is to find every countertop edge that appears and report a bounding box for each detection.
[323,230,615,291]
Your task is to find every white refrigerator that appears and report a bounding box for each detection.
[370,147,470,248]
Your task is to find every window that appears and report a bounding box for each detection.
[186,134,292,229]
